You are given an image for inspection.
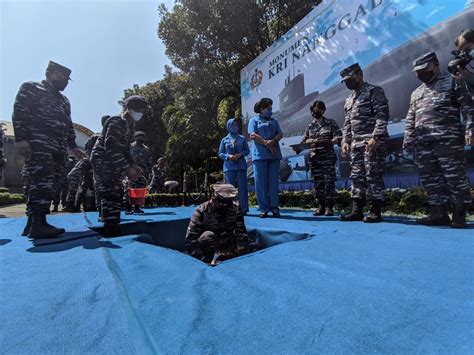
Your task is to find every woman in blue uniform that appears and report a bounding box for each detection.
[218,118,250,213]
[248,98,283,218]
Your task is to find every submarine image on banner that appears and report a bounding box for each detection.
[248,8,474,182]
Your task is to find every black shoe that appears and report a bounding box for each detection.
[21,215,32,236]
[364,200,383,223]
[259,212,268,218]
[324,207,334,217]
[313,207,325,216]
[272,211,281,218]
[28,212,65,239]
[340,199,365,221]
[313,201,326,216]
[134,206,144,214]
[417,205,451,226]
[103,223,121,237]
[451,203,467,229]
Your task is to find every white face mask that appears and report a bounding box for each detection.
[129,110,143,122]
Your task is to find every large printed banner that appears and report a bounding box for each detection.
[241,0,473,183]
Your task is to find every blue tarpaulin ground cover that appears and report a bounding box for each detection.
[1,207,473,354]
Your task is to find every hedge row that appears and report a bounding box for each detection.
[0,192,26,206]
[146,188,474,215]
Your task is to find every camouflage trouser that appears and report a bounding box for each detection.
[65,159,90,206]
[187,231,258,263]
[350,144,386,201]
[24,150,65,215]
[149,178,165,193]
[309,155,337,204]
[52,168,68,207]
[77,167,95,209]
[92,158,123,225]
[416,140,471,205]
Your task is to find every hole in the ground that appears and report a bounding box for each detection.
[90,219,313,260]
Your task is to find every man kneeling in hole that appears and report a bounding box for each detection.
[185,183,258,265]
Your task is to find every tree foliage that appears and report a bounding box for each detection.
[122,0,318,179]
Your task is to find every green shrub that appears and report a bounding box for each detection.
[0,192,26,206]
[0,187,10,193]
[144,187,472,216]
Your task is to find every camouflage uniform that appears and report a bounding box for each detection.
[149,164,167,193]
[12,78,77,216]
[65,134,99,209]
[130,141,153,178]
[342,82,389,202]
[404,69,473,207]
[91,113,135,225]
[185,184,258,264]
[52,156,75,208]
[130,140,153,189]
[302,117,341,208]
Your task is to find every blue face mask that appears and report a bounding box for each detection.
[469,49,474,60]
[263,109,273,118]
[229,126,238,134]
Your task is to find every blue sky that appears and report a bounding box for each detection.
[1,0,174,132]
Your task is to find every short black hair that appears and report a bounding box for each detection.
[310,100,326,112]
[254,98,273,114]
[455,29,474,46]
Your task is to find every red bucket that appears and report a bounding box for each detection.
[128,188,148,206]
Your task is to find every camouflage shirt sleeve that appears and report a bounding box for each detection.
[104,118,132,172]
[370,86,390,140]
[342,98,352,145]
[454,78,474,137]
[64,97,77,149]
[12,82,36,142]
[403,92,417,147]
[184,206,204,249]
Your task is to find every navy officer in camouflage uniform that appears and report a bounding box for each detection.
[339,63,390,223]
[184,183,258,265]
[294,100,341,216]
[127,131,154,213]
[12,61,86,238]
[149,157,168,193]
[403,52,473,228]
[64,115,108,212]
[91,95,147,229]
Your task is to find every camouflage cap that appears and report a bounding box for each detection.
[412,52,438,71]
[212,183,237,198]
[47,61,72,79]
[134,131,145,138]
[340,63,361,81]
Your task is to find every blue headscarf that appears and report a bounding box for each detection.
[226,118,238,136]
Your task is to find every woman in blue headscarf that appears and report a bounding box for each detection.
[248,98,283,218]
[218,118,250,213]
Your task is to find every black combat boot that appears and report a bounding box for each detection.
[28,212,65,239]
[451,204,467,229]
[313,200,326,216]
[416,205,451,226]
[325,199,334,216]
[21,215,32,236]
[62,201,79,213]
[340,199,365,221]
[133,205,144,214]
[364,200,383,223]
